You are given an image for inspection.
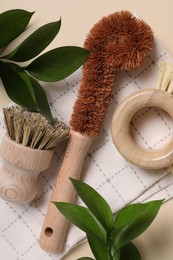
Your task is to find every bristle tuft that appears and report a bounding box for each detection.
[3,106,70,149]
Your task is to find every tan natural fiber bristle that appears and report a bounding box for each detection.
[70,10,154,137]
[157,62,173,93]
[3,106,70,150]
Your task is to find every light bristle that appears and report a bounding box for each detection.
[157,62,173,93]
[3,106,70,150]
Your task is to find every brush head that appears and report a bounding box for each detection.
[70,10,154,137]
[3,106,70,150]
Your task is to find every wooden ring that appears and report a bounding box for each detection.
[111,89,173,169]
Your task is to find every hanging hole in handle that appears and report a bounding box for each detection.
[45,227,53,237]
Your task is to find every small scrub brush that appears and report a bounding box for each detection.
[0,106,69,203]
[39,10,154,253]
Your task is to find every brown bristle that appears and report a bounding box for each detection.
[70,11,154,137]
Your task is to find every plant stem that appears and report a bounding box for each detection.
[113,250,120,260]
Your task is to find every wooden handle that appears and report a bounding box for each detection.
[0,135,53,203]
[111,88,173,169]
[39,130,93,253]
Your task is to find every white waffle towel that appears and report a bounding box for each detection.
[0,37,173,260]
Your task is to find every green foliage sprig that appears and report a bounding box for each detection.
[0,9,89,123]
[54,179,163,260]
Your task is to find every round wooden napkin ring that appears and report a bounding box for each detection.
[111,88,173,169]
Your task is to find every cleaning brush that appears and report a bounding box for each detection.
[39,10,154,253]
[0,106,69,203]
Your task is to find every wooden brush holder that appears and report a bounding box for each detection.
[0,134,53,203]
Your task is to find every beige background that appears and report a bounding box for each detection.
[1,1,173,259]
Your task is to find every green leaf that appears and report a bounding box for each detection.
[25,46,89,82]
[0,61,38,110]
[5,20,61,62]
[70,178,114,232]
[119,243,141,260]
[111,200,163,254]
[29,77,54,122]
[113,242,140,260]
[0,9,34,48]
[53,202,107,243]
[14,68,53,122]
[87,233,111,260]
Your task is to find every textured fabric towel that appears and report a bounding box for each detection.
[0,37,173,260]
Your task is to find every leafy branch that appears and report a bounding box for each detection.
[54,179,163,260]
[0,9,89,123]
